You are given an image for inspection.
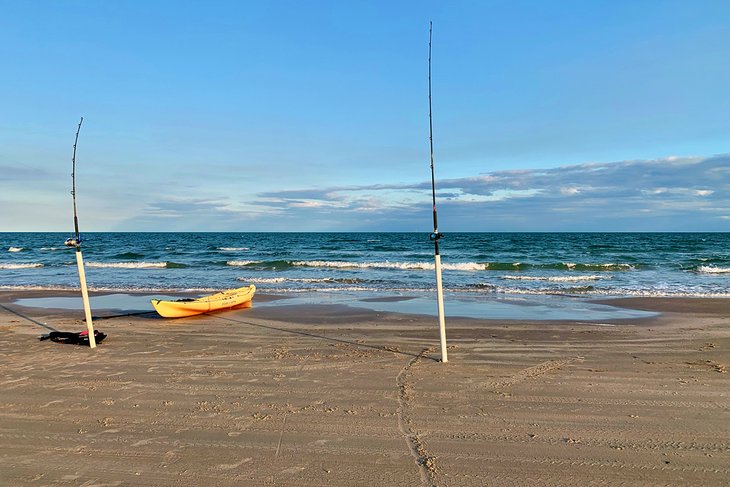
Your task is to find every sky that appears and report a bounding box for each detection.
[1,0,728,232]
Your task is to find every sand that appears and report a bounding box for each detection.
[1,291,728,486]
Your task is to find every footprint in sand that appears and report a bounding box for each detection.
[215,458,252,470]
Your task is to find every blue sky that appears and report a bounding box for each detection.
[1,0,728,232]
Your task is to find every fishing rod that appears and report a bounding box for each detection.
[428,23,441,250]
[66,117,83,248]
[66,117,97,348]
[428,22,448,363]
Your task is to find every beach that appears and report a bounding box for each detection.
[1,290,728,486]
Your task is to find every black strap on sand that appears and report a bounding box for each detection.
[39,330,106,346]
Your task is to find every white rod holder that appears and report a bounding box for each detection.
[435,254,447,362]
[75,250,96,348]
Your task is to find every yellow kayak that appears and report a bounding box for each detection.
[151,285,256,318]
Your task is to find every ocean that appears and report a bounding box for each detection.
[1,232,728,298]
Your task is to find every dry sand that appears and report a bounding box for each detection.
[1,291,728,486]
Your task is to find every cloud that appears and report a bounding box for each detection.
[243,154,730,231]
[0,165,57,181]
[112,154,728,231]
[115,197,263,231]
[142,198,235,218]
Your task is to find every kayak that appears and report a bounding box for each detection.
[151,285,256,318]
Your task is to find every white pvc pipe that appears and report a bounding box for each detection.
[75,250,96,348]
[434,254,447,362]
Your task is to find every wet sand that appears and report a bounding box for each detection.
[1,291,728,486]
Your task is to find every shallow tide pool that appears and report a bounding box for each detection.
[14,291,658,322]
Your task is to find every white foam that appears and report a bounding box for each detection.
[240,277,287,283]
[238,277,363,284]
[8,247,23,252]
[502,275,604,282]
[263,286,382,293]
[86,262,167,269]
[564,262,634,270]
[0,284,72,290]
[0,263,44,269]
[0,284,219,292]
[292,260,485,271]
[219,247,250,251]
[469,285,730,298]
[697,265,730,274]
[226,260,259,266]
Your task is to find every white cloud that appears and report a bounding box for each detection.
[243,154,730,231]
[68,154,730,231]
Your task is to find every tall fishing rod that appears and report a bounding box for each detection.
[68,117,83,247]
[428,21,448,363]
[66,117,97,348]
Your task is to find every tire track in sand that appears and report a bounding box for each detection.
[396,347,437,487]
[487,357,583,392]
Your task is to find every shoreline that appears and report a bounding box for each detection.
[1,290,728,485]
[2,288,711,324]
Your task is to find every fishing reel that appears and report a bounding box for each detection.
[429,232,443,241]
[64,235,81,247]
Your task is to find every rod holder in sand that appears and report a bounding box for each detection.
[434,254,448,362]
[75,249,96,348]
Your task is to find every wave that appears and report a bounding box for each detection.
[40,247,63,251]
[238,276,366,284]
[219,247,250,251]
[86,261,187,269]
[0,263,44,269]
[114,252,146,259]
[0,280,727,298]
[502,275,604,282]
[262,286,383,293]
[226,260,302,270]
[0,284,219,292]
[485,262,636,271]
[292,260,485,271]
[227,260,261,267]
[8,247,24,252]
[696,265,730,274]
[0,284,75,291]
[466,283,730,298]
[229,259,631,272]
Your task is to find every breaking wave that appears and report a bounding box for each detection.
[696,265,730,274]
[292,260,485,271]
[8,247,23,252]
[238,276,366,284]
[227,260,262,267]
[502,275,604,282]
[0,262,44,269]
[86,261,186,269]
[485,262,636,271]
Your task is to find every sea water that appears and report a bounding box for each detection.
[4,232,726,320]
[1,232,728,297]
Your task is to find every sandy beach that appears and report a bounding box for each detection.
[1,290,728,486]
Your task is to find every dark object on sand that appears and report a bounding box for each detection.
[39,330,106,346]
